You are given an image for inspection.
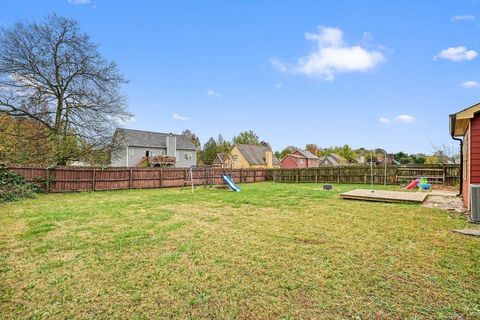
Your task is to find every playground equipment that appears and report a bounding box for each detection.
[180,166,195,192]
[221,174,241,192]
[405,177,431,191]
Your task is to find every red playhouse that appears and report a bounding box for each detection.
[450,102,480,210]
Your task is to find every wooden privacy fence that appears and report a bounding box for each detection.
[8,166,266,193]
[265,165,460,186]
[9,164,460,193]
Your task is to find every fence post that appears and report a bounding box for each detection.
[253,170,256,182]
[46,168,50,193]
[296,169,299,183]
[129,169,133,189]
[442,165,446,185]
[159,169,163,187]
[337,167,340,183]
[92,169,96,191]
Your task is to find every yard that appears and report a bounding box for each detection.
[1,183,479,319]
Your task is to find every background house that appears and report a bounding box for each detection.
[230,144,280,169]
[280,149,320,168]
[450,102,480,209]
[318,153,347,166]
[111,128,197,167]
[213,152,233,169]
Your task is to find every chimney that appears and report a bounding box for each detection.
[265,149,273,167]
[166,133,176,157]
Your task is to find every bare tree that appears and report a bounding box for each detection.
[0,14,131,165]
[431,143,460,164]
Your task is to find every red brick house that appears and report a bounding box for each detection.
[450,102,480,209]
[280,150,320,169]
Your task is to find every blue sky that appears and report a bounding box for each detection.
[1,0,480,153]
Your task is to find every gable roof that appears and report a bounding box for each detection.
[450,102,480,137]
[114,128,196,150]
[294,149,319,159]
[235,144,279,165]
[319,153,347,165]
[213,152,232,165]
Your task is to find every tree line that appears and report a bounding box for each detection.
[181,129,459,167]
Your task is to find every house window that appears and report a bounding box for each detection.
[128,148,134,156]
[299,159,304,164]
[145,150,150,157]
[184,152,192,160]
[232,155,238,161]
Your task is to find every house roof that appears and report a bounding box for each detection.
[213,152,231,164]
[294,149,319,159]
[319,153,347,165]
[280,154,301,163]
[450,102,480,137]
[235,144,280,165]
[114,128,196,150]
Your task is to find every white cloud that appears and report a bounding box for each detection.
[68,0,91,4]
[275,82,283,88]
[270,26,386,80]
[172,113,188,121]
[207,89,221,98]
[434,46,478,62]
[451,15,476,22]
[395,115,415,123]
[461,80,480,89]
[379,117,390,124]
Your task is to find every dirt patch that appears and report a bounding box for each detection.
[423,192,466,213]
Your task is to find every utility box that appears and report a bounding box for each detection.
[470,184,480,223]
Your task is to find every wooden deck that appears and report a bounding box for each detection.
[340,189,428,204]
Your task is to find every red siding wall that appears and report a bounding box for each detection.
[307,159,320,168]
[292,151,319,168]
[280,155,299,169]
[470,116,480,184]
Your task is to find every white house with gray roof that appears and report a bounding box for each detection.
[111,128,197,167]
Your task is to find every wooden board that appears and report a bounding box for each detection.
[452,229,480,237]
[340,189,428,203]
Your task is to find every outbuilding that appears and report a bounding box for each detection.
[450,102,480,209]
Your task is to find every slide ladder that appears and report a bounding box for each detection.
[221,174,241,192]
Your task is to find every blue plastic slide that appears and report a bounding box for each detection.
[221,174,241,192]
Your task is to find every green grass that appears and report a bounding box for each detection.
[0,183,479,319]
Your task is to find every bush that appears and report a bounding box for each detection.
[0,165,38,202]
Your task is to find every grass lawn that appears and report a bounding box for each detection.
[1,183,479,319]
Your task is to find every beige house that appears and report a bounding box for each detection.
[212,152,233,169]
[230,144,280,169]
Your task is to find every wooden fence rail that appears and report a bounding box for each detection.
[9,164,460,193]
[8,166,266,193]
[265,165,460,186]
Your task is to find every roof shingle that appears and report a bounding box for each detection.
[114,128,196,150]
